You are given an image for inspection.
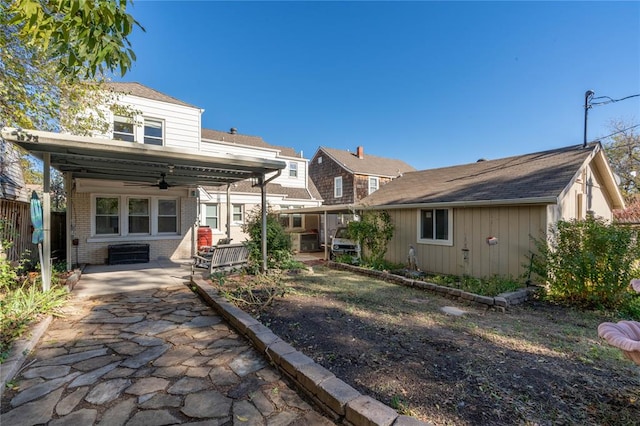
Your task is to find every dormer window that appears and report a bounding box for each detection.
[289,162,298,178]
[113,116,135,142]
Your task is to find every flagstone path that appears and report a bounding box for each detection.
[0,285,335,426]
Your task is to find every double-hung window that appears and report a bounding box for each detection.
[93,196,179,237]
[158,199,178,233]
[418,208,453,246]
[368,177,379,195]
[334,176,343,198]
[128,198,150,234]
[144,119,163,145]
[232,204,244,223]
[204,204,218,229]
[113,116,135,142]
[96,197,119,235]
[289,162,298,178]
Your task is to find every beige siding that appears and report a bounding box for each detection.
[557,158,616,222]
[385,205,547,278]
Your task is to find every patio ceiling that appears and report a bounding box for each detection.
[1,128,286,186]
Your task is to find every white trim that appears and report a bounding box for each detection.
[91,194,180,237]
[416,208,453,246]
[368,176,379,195]
[365,196,559,211]
[334,176,343,198]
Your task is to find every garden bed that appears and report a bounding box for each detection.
[213,266,640,425]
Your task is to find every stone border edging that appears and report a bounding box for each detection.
[0,315,53,398]
[190,275,432,426]
[328,261,539,309]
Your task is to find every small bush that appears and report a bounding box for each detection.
[242,206,293,271]
[530,216,640,310]
[425,274,523,297]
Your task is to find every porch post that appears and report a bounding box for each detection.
[260,175,267,273]
[323,210,328,260]
[42,153,51,291]
[65,172,72,271]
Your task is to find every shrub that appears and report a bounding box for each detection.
[530,216,640,310]
[242,205,293,271]
[347,210,394,265]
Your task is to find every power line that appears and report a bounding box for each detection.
[593,123,640,142]
[590,93,640,106]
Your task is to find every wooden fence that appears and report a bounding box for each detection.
[0,200,66,264]
[0,198,36,262]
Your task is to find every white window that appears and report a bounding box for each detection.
[232,204,244,223]
[144,119,163,146]
[128,198,150,234]
[318,156,322,164]
[158,199,177,233]
[96,197,119,235]
[368,177,379,195]
[334,176,343,198]
[417,208,453,246]
[289,162,298,178]
[113,116,135,142]
[205,204,218,229]
[292,213,302,228]
[93,196,179,237]
[278,206,302,229]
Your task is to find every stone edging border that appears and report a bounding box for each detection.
[327,261,539,309]
[190,275,431,426]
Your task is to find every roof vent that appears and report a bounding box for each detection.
[476,158,487,162]
[229,127,237,134]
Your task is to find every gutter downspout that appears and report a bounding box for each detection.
[226,183,232,242]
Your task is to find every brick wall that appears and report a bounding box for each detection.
[72,192,196,265]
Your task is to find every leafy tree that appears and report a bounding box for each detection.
[347,210,394,267]
[1,0,142,132]
[604,121,639,198]
[7,0,142,79]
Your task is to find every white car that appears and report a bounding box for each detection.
[330,227,360,260]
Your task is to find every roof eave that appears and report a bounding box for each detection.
[357,196,559,210]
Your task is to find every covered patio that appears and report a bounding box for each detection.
[1,127,286,288]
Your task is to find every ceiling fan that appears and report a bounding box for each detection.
[124,173,173,190]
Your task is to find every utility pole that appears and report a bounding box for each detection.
[583,90,594,148]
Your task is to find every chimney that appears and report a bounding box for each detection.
[356,146,364,159]
[229,127,237,134]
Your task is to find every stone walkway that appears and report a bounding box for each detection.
[0,284,335,425]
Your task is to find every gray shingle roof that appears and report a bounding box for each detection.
[204,177,322,201]
[318,147,416,177]
[360,143,600,207]
[106,82,199,108]
[202,128,299,158]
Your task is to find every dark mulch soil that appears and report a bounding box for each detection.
[216,265,640,426]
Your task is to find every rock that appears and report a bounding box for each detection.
[97,397,136,426]
[10,372,80,407]
[85,379,131,405]
[56,387,89,415]
[1,388,63,425]
[181,390,232,418]
[125,377,170,395]
[49,408,97,426]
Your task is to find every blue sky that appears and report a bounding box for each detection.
[117,1,640,170]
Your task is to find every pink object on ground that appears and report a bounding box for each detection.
[598,321,640,365]
[631,279,640,293]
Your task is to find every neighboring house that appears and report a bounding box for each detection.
[0,138,33,262]
[309,146,415,206]
[356,143,625,279]
[308,146,415,243]
[0,138,28,202]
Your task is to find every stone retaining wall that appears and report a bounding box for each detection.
[328,261,539,309]
[190,276,432,426]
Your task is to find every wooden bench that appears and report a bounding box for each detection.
[192,243,249,274]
